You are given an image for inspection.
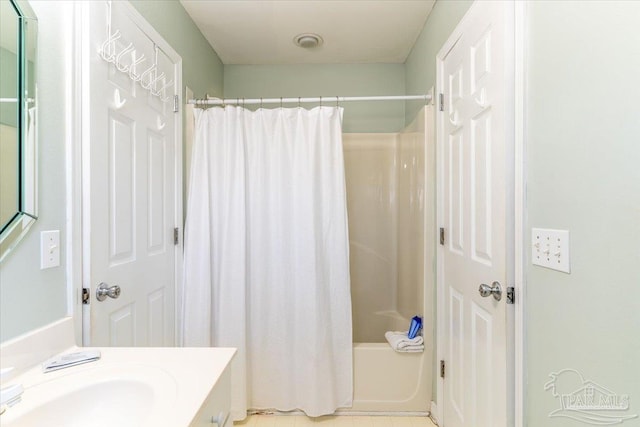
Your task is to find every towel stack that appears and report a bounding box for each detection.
[384,331,424,353]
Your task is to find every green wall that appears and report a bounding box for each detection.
[130,0,223,98]
[404,0,473,126]
[525,1,640,425]
[223,64,405,133]
[1,1,70,342]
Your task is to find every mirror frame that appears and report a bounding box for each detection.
[0,0,38,262]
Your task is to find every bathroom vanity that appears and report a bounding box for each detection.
[0,318,235,426]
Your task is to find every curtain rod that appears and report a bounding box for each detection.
[187,94,431,106]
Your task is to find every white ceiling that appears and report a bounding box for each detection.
[180,0,436,65]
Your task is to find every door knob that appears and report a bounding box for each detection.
[478,281,502,301]
[96,282,121,301]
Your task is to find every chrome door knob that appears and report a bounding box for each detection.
[96,282,121,301]
[479,281,502,301]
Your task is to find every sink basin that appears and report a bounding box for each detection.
[1,364,178,427]
[0,320,237,427]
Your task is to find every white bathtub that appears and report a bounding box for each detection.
[343,342,432,413]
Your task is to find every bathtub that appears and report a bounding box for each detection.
[341,341,432,413]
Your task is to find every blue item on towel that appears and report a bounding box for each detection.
[408,316,423,339]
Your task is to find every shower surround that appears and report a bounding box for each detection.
[342,106,435,412]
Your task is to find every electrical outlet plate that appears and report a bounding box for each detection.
[532,228,570,273]
[41,230,60,269]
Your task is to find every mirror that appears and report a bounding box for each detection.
[0,0,37,262]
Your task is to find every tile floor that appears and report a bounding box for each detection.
[234,415,437,427]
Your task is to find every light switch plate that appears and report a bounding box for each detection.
[532,228,570,273]
[41,230,60,269]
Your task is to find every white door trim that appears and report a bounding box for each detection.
[435,1,520,425]
[513,2,527,426]
[73,0,183,346]
[68,1,85,345]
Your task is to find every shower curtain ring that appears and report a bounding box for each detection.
[260,98,263,108]
[280,97,283,108]
[336,96,339,107]
[298,97,301,108]
[320,96,323,107]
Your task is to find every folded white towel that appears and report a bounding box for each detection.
[385,331,424,353]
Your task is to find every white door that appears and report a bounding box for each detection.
[81,1,182,347]
[438,1,513,426]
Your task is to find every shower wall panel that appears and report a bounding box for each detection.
[343,134,399,343]
[344,117,426,343]
[396,130,425,321]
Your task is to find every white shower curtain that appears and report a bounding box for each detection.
[182,106,353,419]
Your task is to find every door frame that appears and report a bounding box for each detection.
[434,1,524,425]
[513,2,527,427]
[69,0,183,346]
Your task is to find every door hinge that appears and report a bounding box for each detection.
[439,93,444,111]
[440,227,445,245]
[82,288,90,305]
[173,95,179,113]
[507,286,515,304]
[440,360,446,378]
[173,227,179,245]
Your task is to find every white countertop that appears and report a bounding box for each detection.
[1,319,236,427]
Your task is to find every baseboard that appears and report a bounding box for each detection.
[335,411,429,417]
[248,409,430,417]
[429,401,439,425]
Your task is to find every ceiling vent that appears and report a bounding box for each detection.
[293,33,323,49]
